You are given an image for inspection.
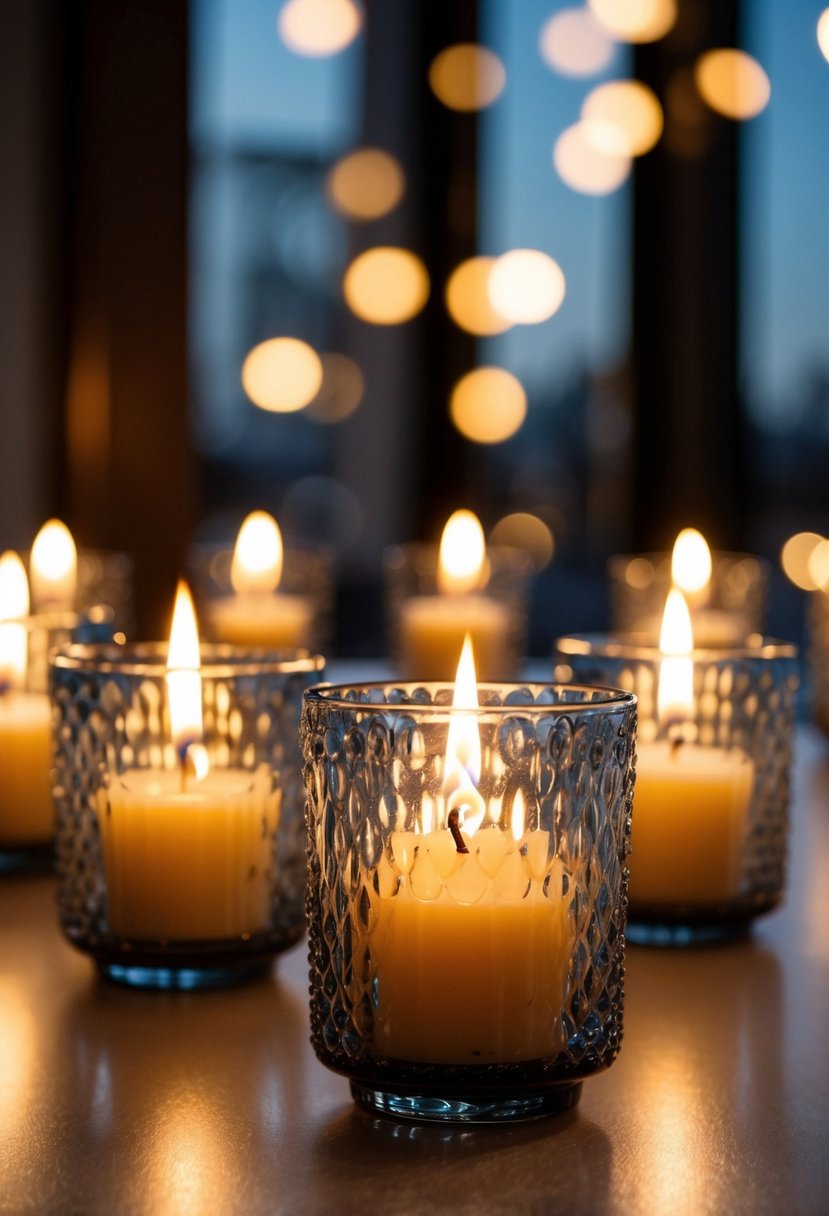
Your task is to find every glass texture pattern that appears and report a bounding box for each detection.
[302,680,637,1121]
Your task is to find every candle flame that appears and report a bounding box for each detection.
[657,588,695,727]
[671,528,712,596]
[30,519,77,610]
[0,552,29,690]
[437,510,487,595]
[230,511,283,595]
[443,634,485,838]
[166,581,204,763]
[510,789,526,842]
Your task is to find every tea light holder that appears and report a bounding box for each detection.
[24,546,134,635]
[301,679,637,1123]
[189,541,334,653]
[51,643,324,989]
[608,551,769,646]
[0,611,112,873]
[554,635,799,944]
[384,544,532,680]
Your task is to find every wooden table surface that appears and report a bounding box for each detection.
[1,728,828,1216]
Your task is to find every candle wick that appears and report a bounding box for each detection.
[670,736,684,758]
[447,807,469,854]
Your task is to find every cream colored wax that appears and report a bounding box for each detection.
[0,692,53,845]
[369,829,572,1064]
[100,767,279,940]
[208,592,314,649]
[630,742,754,906]
[399,595,512,681]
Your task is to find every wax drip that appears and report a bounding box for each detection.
[447,807,469,854]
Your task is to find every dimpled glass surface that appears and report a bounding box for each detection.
[302,682,636,1093]
[554,642,799,923]
[51,644,319,961]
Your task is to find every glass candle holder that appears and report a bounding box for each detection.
[301,679,637,1123]
[384,545,532,680]
[554,635,799,944]
[50,643,324,989]
[24,547,134,635]
[608,551,770,646]
[188,542,334,653]
[0,611,112,873]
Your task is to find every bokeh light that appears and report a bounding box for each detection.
[305,353,365,423]
[326,148,405,220]
[277,0,362,57]
[428,44,506,112]
[343,247,430,325]
[488,250,566,325]
[808,539,829,590]
[588,0,677,44]
[780,532,825,590]
[539,8,615,78]
[449,367,527,444]
[694,49,771,120]
[241,338,323,413]
[553,121,631,194]
[582,80,664,156]
[445,257,510,336]
[490,513,555,569]
[819,9,829,63]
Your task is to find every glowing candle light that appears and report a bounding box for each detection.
[370,637,573,1064]
[30,520,78,611]
[207,512,315,650]
[100,582,278,941]
[0,553,53,848]
[398,511,513,680]
[631,591,754,908]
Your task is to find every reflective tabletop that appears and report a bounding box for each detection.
[1,729,828,1216]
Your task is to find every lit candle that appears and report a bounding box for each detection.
[207,512,314,649]
[631,590,754,907]
[399,510,513,680]
[30,519,78,612]
[369,635,573,1064]
[100,582,280,941]
[0,553,53,847]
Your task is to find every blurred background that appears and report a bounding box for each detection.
[1,0,828,651]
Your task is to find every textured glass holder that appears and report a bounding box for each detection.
[384,544,532,681]
[24,547,134,635]
[808,589,829,737]
[189,542,334,653]
[51,643,324,989]
[608,551,769,646]
[0,612,113,873]
[301,680,637,1123]
[554,635,799,944]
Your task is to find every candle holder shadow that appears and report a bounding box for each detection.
[301,680,637,1123]
[50,643,324,989]
[554,635,799,944]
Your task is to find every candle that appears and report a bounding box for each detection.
[631,590,754,907]
[368,636,573,1064]
[0,553,53,848]
[100,582,280,941]
[30,519,78,611]
[399,511,512,680]
[207,512,314,649]
[630,529,751,646]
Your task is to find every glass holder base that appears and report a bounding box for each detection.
[626,919,751,947]
[350,1080,583,1124]
[97,960,271,991]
